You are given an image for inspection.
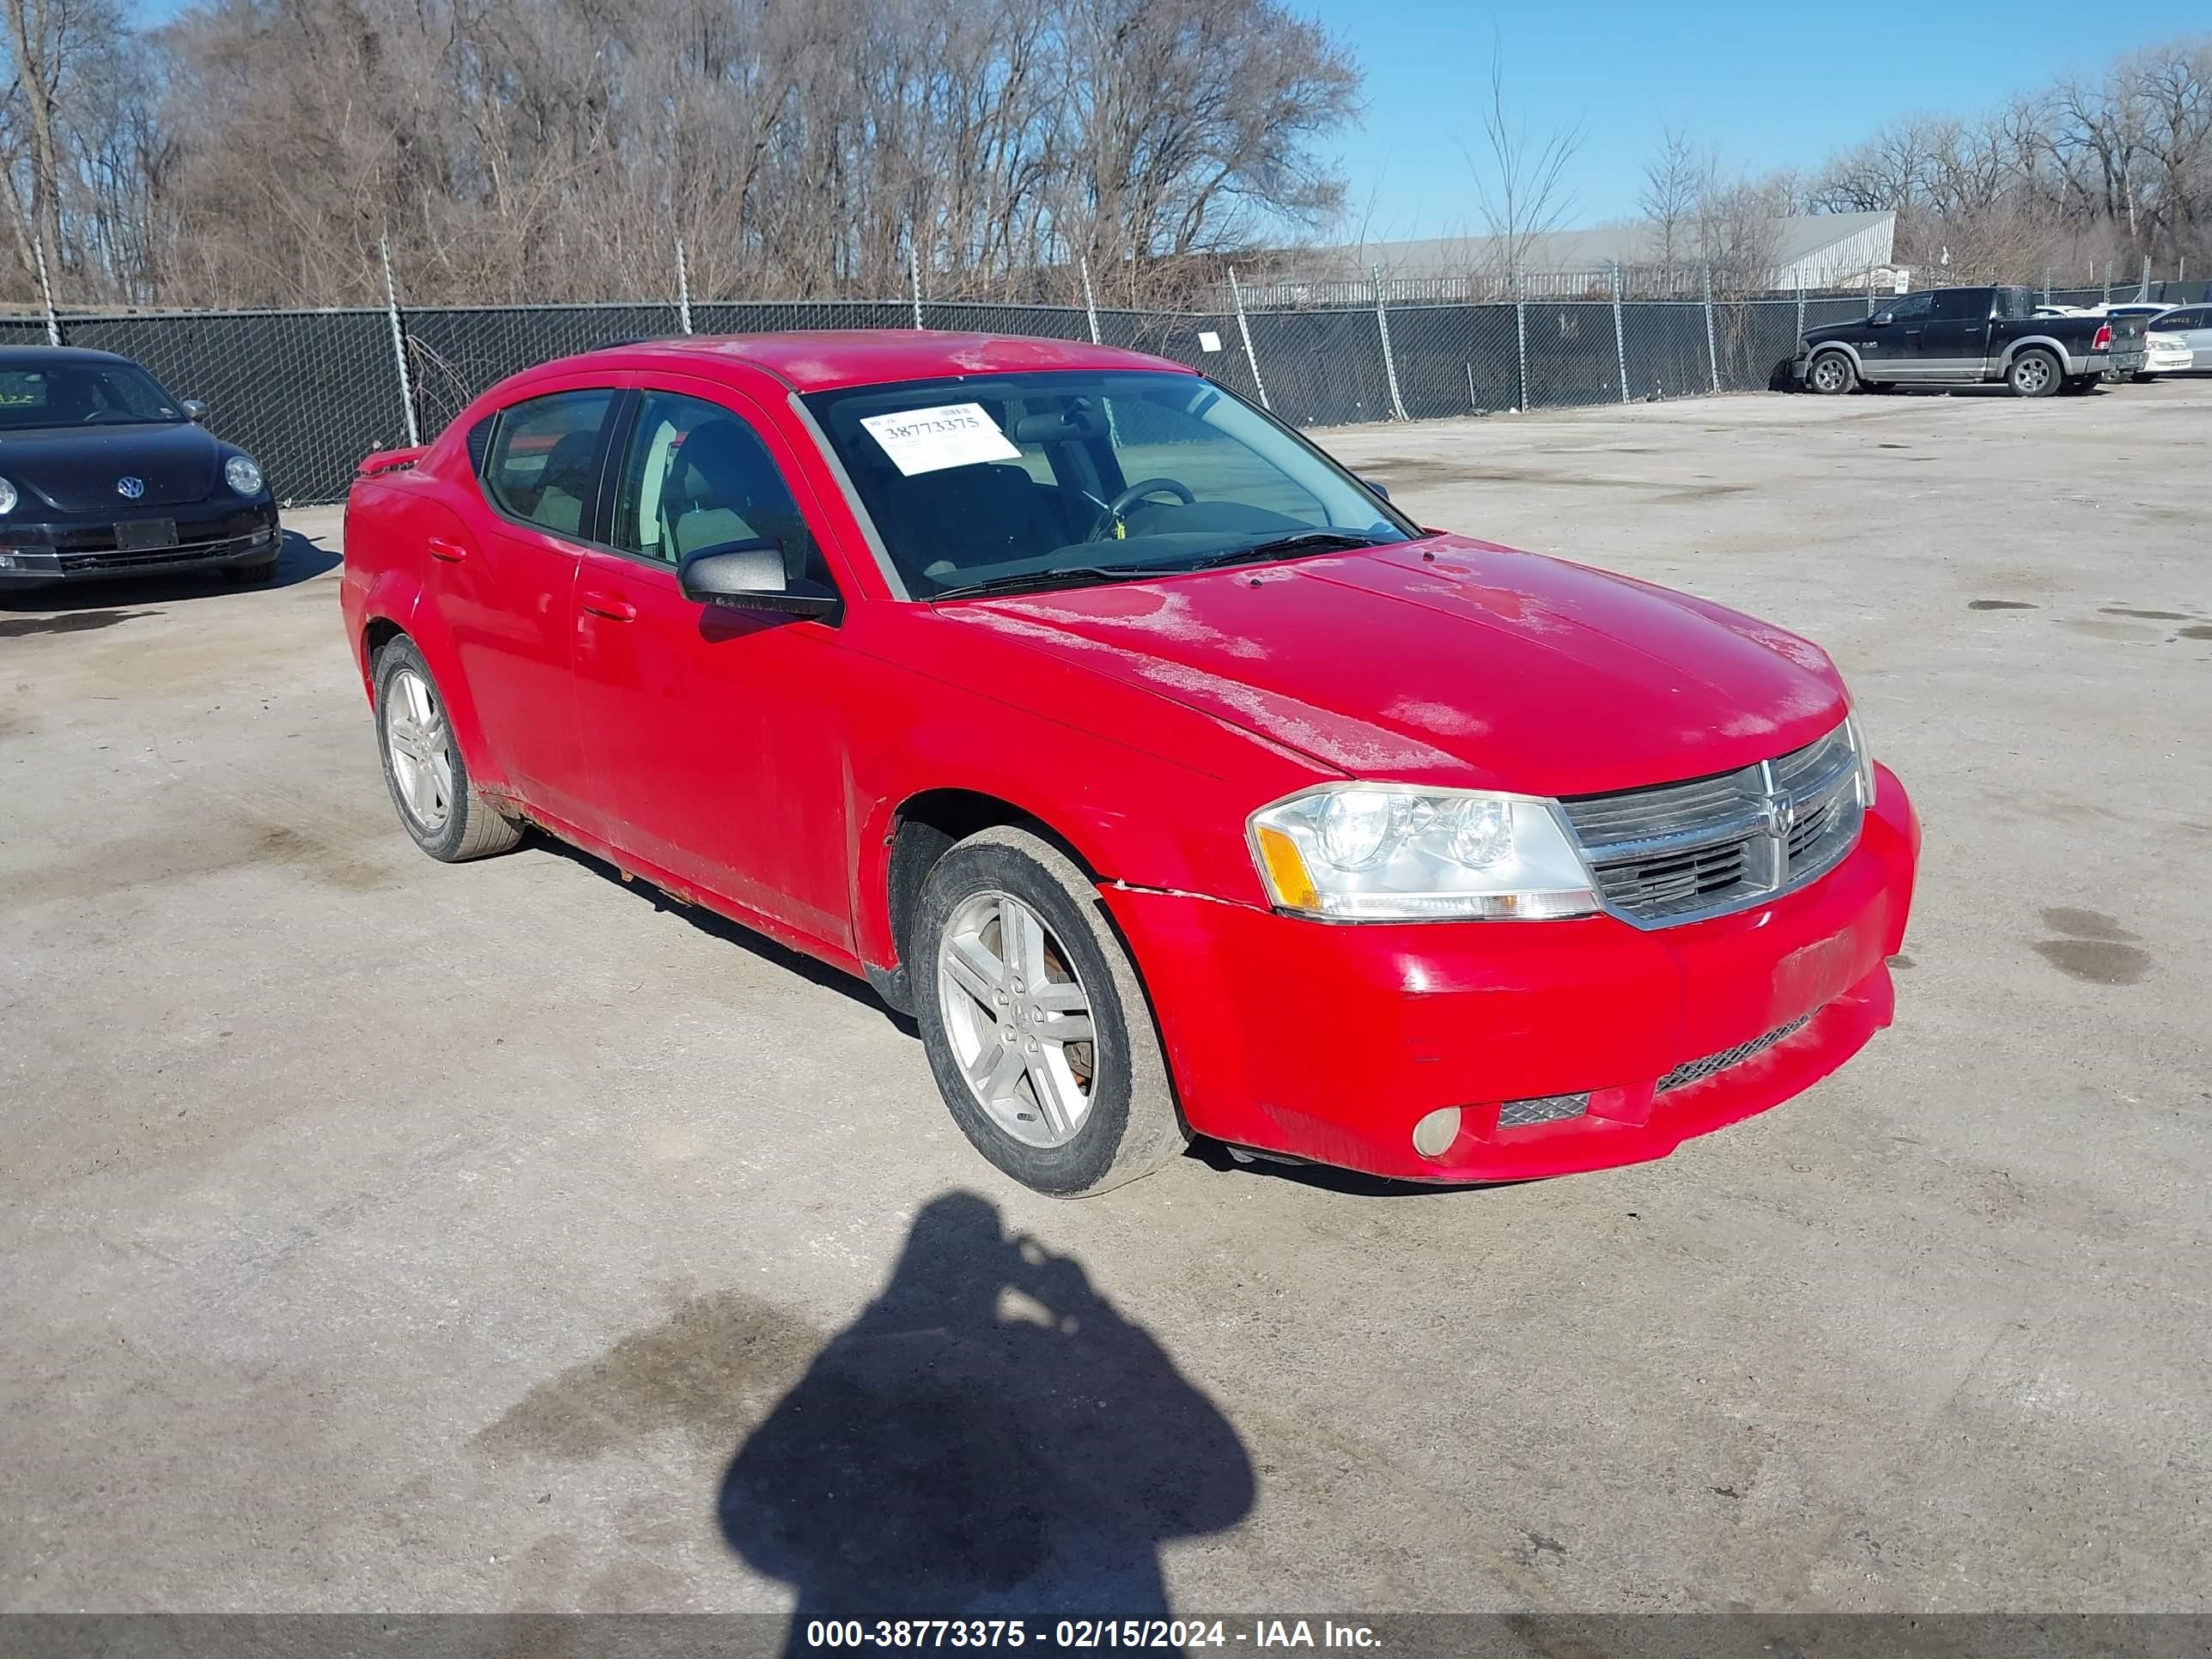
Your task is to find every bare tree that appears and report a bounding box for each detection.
[1696,170,1786,295]
[1462,32,1582,288]
[1638,126,1705,288]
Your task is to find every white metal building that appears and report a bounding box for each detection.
[1247,212,1898,299]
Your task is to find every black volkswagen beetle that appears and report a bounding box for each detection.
[0,345,281,591]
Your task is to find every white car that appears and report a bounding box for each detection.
[2147,305,2212,369]
[2144,331,2195,375]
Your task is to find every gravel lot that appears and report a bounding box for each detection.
[3,380,2208,1618]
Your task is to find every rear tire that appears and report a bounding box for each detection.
[913,825,1187,1196]
[372,635,523,862]
[2008,349,2061,398]
[1807,351,1856,395]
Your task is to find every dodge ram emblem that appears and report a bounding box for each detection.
[116,476,145,499]
[1756,789,1796,840]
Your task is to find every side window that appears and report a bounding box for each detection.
[482,390,616,538]
[1930,289,1981,322]
[611,391,824,586]
[2161,309,2203,329]
[1885,292,1934,324]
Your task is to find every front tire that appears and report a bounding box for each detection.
[1806,351,1856,395]
[372,635,523,862]
[2008,349,2061,398]
[914,826,1187,1196]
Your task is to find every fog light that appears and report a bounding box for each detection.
[1411,1107,1462,1159]
[0,553,15,569]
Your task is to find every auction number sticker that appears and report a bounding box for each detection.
[801,1620,1234,1649]
[860,403,1022,476]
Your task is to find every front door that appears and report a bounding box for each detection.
[568,382,855,954]
[434,385,619,824]
[1865,289,1937,380]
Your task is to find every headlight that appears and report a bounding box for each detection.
[1249,786,1599,921]
[225,455,265,496]
[0,477,15,514]
[1845,710,1876,805]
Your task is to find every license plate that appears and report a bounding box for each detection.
[114,519,176,551]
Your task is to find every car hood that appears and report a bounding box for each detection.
[1803,320,1870,345]
[945,536,1848,796]
[0,422,224,511]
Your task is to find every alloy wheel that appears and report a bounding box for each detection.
[383,667,454,832]
[937,890,1097,1148]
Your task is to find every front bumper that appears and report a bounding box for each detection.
[0,503,281,587]
[1105,763,1919,1182]
[2145,348,2193,374]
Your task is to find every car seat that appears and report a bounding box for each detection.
[666,419,808,573]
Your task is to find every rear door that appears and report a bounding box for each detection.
[1926,288,1996,378]
[1863,290,1936,381]
[568,380,856,953]
[435,384,620,825]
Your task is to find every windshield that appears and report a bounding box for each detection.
[804,370,1417,598]
[0,361,185,430]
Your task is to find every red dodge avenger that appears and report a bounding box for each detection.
[340,333,1918,1195]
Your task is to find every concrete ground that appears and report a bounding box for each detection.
[3,380,2208,1618]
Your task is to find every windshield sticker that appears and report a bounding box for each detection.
[860,403,1022,476]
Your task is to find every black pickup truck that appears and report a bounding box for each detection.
[1793,284,2147,397]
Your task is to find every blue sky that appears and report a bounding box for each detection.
[1301,0,2210,240]
[125,0,2205,241]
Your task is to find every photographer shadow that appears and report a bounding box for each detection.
[719,1192,1253,1642]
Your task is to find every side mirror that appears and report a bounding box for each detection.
[1870,312,1893,326]
[678,539,838,619]
[180,398,208,422]
[1360,477,1390,501]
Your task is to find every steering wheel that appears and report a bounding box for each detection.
[1087,477,1194,541]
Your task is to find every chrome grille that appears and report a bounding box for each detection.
[1496,1092,1590,1129]
[1656,1013,1813,1093]
[1559,720,1866,927]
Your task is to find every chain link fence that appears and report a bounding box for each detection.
[15,260,2203,505]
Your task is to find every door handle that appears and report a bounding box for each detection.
[427,537,467,562]
[580,592,636,623]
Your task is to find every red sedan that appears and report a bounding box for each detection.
[339,332,1918,1195]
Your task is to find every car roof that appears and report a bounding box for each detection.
[547,330,1198,394]
[0,343,143,368]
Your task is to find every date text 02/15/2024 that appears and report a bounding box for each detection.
[800,1620,1382,1650]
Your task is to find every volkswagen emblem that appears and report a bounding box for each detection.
[1754,789,1797,841]
[117,476,146,500]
